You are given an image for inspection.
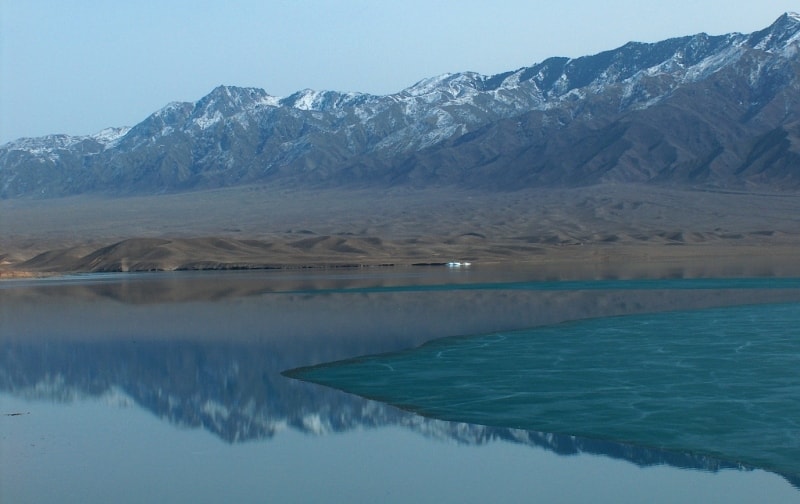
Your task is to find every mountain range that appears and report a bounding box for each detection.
[2,13,800,198]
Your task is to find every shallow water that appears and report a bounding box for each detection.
[291,302,800,479]
[2,268,800,502]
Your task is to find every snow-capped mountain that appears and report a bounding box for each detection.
[3,13,800,197]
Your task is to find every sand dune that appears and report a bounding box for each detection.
[2,184,800,278]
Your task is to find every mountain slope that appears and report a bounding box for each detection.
[2,13,800,197]
[391,44,800,189]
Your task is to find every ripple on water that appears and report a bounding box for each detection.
[291,302,800,479]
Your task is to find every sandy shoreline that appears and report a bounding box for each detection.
[2,239,799,280]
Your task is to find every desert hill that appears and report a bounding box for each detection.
[3,184,800,277]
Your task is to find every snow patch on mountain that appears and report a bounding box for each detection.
[92,126,132,147]
[259,94,282,107]
[683,44,744,82]
[194,110,224,130]
[3,13,800,197]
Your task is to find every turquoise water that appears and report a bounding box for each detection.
[276,276,800,295]
[290,300,800,479]
[5,271,800,501]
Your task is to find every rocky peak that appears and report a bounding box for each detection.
[194,85,269,113]
[748,12,800,52]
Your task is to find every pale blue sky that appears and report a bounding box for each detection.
[2,1,798,143]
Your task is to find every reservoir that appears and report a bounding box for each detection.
[2,267,800,502]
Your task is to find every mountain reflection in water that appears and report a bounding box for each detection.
[0,338,758,469]
[3,268,800,492]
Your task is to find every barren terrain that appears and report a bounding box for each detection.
[2,184,800,278]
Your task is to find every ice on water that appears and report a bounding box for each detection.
[292,301,800,479]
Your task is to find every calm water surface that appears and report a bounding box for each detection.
[2,267,800,503]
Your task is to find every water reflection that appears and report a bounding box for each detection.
[289,302,800,483]
[0,338,774,478]
[3,269,800,494]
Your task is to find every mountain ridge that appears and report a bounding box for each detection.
[2,13,800,197]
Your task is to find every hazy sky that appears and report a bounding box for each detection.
[2,1,798,143]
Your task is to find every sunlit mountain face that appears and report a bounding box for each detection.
[3,14,800,197]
